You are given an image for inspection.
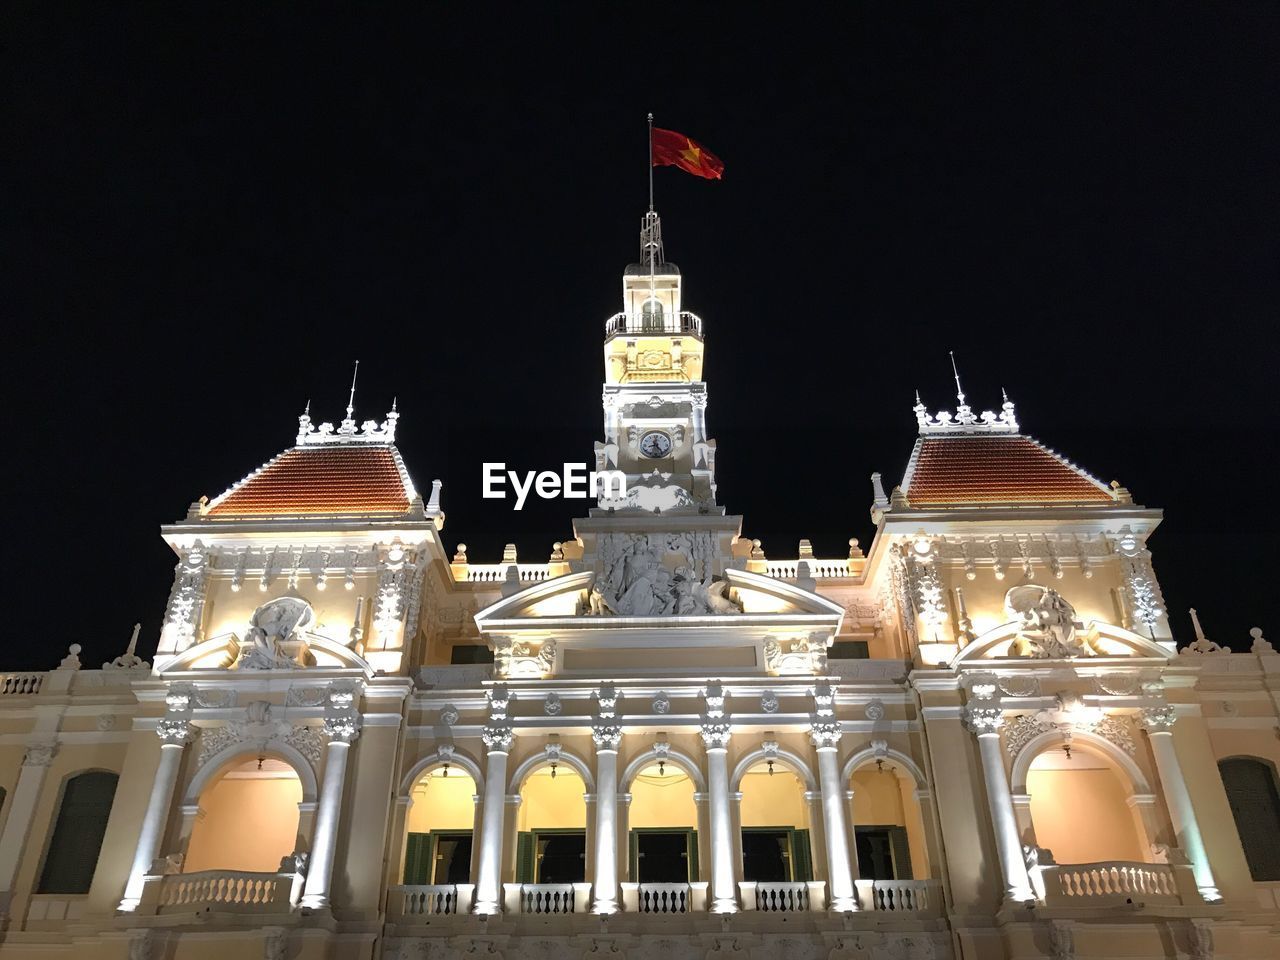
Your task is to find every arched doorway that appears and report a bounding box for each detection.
[628,759,699,883]
[185,756,303,873]
[1025,743,1149,864]
[849,761,928,881]
[402,765,479,885]
[737,758,814,883]
[516,761,588,884]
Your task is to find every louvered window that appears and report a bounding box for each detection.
[37,772,118,894]
[1219,758,1280,881]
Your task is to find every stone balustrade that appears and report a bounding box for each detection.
[0,673,44,696]
[763,559,857,580]
[856,879,943,915]
[739,880,826,912]
[618,881,708,913]
[502,882,592,914]
[150,869,303,913]
[453,563,553,584]
[1031,861,1191,906]
[389,883,476,917]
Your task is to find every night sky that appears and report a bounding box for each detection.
[6,5,1278,670]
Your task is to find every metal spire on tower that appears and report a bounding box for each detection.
[338,360,360,435]
[949,351,976,425]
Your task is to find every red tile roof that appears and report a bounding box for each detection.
[903,435,1114,507]
[205,445,414,519]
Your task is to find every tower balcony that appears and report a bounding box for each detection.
[604,311,703,339]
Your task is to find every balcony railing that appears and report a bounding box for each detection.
[604,311,704,339]
[1031,861,1191,907]
[739,880,825,912]
[152,869,303,913]
[0,673,43,696]
[503,882,592,914]
[453,563,553,584]
[763,559,857,580]
[619,881,708,913]
[857,879,943,915]
[389,883,476,918]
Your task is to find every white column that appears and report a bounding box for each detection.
[474,724,513,914]
[119,718,190,912]
[701,723,736,913]
[300,707,360,910]
[592,725,621,913]
[1141,706,1220,901]
[967,706,1034,904]
[811,723,857,911]
[0,744,57,916]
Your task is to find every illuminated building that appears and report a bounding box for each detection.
[1,209,1278,959]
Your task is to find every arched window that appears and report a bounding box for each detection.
[641,298,664,331]
[38,772,118,894]
[1220,758,1280,881]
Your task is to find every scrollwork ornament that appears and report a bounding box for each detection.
[543,693,562,716]
[1090,715,1136,756]
[283,724,326,766]
[760,691,779,714]
[440,703,460,726]
[651,691,671,714]
[864,699,885,721]
[1140,704,1177,733]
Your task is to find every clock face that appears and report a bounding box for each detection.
[639,431,672,459]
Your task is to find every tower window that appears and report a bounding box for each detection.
[641,299,664,331]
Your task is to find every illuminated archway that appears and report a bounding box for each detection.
[516,756,589,884]
[846,752,931,881]
[626,755,700,883]
[185,755,303,873]
[402,762,479,885]
[1023,741,1151,864]
[736,754,815,883]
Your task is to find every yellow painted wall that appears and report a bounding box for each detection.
[185,769,302,873]
[1026,764,1145,864]
[739,770,809,828]
[517,769,586,830]
[629,771,696,828]
[406,773,477,832]
[851,770,905,824]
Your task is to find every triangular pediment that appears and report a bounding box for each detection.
[952,619,1175,664]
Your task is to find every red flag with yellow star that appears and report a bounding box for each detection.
[652,127,724,180]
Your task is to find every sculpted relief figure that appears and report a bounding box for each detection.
[1005,585,1094,658]
[239,596,313,670]
[589,532,741,617]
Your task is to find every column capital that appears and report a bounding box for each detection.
[965,704,1005,735]
[592,723,622,751]
[157,717,192,745]
[809,717,842,749]
[322,713,361,744]
[22,742,58,767]
[1140,704,1177,733]
[700,721,731,749]
[482,722,514,752]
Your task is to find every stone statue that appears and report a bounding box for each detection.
[239,597,312,670]
[1005,585,1091,658]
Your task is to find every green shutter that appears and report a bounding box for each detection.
[889,827,913,880]
[403,832,432,884]
[791,829,813,882]
[516,831,535,883]
[687,829,699,881]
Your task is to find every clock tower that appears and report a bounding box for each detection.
[594,208,718,513]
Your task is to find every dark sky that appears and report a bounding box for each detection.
[6,4,1278,670]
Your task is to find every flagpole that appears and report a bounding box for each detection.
[647,112,655,213]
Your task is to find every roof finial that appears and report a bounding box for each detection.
[338,361,360,436]
[346,360,360,420]
[950,351,976,425]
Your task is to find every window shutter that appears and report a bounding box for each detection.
[403,832,431,884]
[687,829,699,881]
[791,828,813,881]
[38,772,118,894]
[516,831,535,883]
[889,826,913,880]
[1220,758,1280,881]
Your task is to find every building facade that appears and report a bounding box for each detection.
[1,211,1278,960]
